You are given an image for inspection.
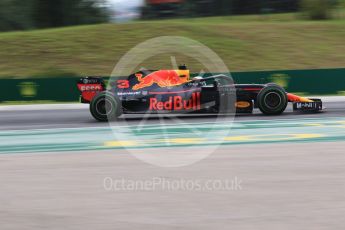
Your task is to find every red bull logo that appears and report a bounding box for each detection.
[133,70,190,90]
[150,92,201,111]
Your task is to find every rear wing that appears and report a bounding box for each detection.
[77,77,106,103]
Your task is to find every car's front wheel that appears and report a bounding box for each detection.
[257,84,288,115]
[90,92,121,122]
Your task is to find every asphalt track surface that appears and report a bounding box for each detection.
[0,98,345,229]
[0,100,344,131]
[1,143,345,229]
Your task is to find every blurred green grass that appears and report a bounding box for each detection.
[0,13,344,78]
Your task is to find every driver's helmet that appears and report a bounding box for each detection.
[177,64,190,81]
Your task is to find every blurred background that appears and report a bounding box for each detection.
[1,3,345,230]
[0,0,344,102]
[1,0,344,30]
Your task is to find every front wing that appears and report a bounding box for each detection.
[293,99,323,112]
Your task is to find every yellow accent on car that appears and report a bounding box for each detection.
[299,96,314,103]
[176,69,190,80]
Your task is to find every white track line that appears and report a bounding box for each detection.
[312,96,345,103]
[0,96,344,111]
[0,103,88,111]
[0,116,344,134]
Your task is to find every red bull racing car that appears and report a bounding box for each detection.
[77,65,323,122]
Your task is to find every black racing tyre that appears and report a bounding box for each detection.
[257,84,288,115]
[90,92,121,122]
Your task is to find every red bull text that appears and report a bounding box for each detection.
[149,92,201,111]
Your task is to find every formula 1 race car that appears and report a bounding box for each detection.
[77,65,323,121]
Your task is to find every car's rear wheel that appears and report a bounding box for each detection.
[257,84,288,115]
[90,92,121,122]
